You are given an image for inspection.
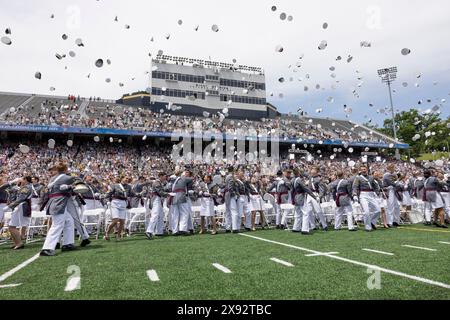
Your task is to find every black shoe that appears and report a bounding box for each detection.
[145,232,153,240]
[232,230,240,234]
[225,230,231,233]
[55,243,60,249]
[365,229,372,232]
[80,239,91,247]
[424,221,432,226]
[12,244,25,250]
[440,224,449,229]
[393,222,399,227]
[280,225,286,230]
[323,226,328,231]
[301,231,311,235]
[371,223,377,230]
[40,249,56,256]
[349,229,357,232]
[276,225,281,229]
[433,221,440,227]
[245,228,251,231]
[292,230,301,233]
[61,244,76,252]
[189,230,194,235]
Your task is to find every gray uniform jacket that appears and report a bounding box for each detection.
[292,176,315,207]
[276,178,292,205]
[8,184,33,216]
[422,176,443,202]
[44,174,80,215]
[352,174,380,197]
[170,176,193,205]
[329,179,352,207]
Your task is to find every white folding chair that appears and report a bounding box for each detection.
[214,204,226,230]
[263,202,275,227]
[26,211,49,244]
[410,199,425,224]
[0,210,12,245]
[279,203,295,229]
[127,207,147,235]
[82,208,105,239]
[321,201,336,224]
[191,206,202,229]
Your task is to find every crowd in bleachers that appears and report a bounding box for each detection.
[0,95,392,145]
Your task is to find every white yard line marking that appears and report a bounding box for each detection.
[362,248,395,256]
[0,283,22,288]
[0,253,40,283]
[239,234,450,290]
[212,263,232,274]
[402,245,437,252]
[270,257,294,267]
[146,270,160,282]
[438,241,450,245]
[305,252,339,257]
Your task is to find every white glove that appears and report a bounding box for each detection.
[60,184,70,191]
[198,191,204,197]
[94,193,100,198]
[188,190,195,195]
[11,178,21,184]
[169,193,176,197]
[353,196,359,202]
[203,192,210,197]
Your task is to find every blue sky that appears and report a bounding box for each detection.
[0,0,448,126]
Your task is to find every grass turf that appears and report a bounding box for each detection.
[0,224,449,300]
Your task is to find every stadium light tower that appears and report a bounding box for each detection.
[378,67,400,160]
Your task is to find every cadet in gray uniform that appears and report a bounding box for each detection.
[2,176,33,250]
[40,162,78,256]
[422,169,447,228]
[235,170,251,231]
[224,167,239,232]
[306,168,328,231]
[352,166,381,232]
[329,171,357,231]
[382,164,401,227]
[292,168,316,234]
[168,170,194,235]
[146,172,168,238]
[104,177,131,241]
[276,170,292,229]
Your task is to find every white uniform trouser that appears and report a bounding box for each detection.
[239,195,251,229]
[359,192,381,231]
[42,207,75,250]
[274,203,282,226]
[0,203,6,224]
[386,188,400,225]
[146,197,165,235]
[170,202,191,233]
[335,205,355,230]
[229,196,241,231]
[224,194,232,231]
[307,197,327,229]
[187,198,194,231]
[442,192,450,219]
[424,202,432,222]
[31,198,40,211]
[293,200,313,233]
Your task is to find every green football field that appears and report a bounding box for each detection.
[0,224,449,300]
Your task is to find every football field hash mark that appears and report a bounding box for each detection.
[402,244,437,252]
[0,283,22,288]
[239,233,450,290]
[270,257,294,267]
[362,248,395,256]
[212,263,232,274]
[438,241,450,245]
